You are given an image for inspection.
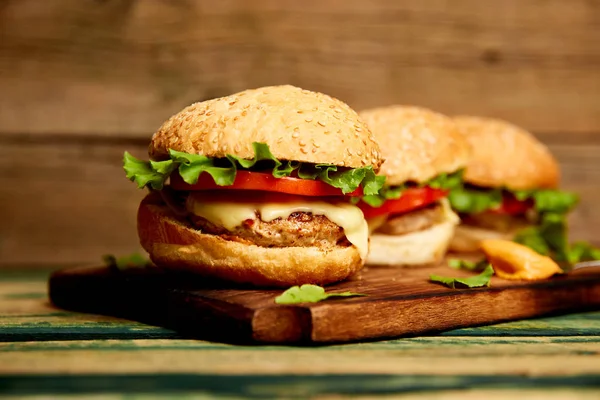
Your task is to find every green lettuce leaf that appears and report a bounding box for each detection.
[102,253,151,270]
[426,170,464,190]
[513,189,579,214]
[297,163,382,195]
[361,184,405,207]
[362,170,463,208]
[429,265,495,289]
[447,185,591,263]
[274,284,366,305]
[123,152,173,190]
[514,212,600,264]
[124,142,383,195]
[447,188,503,214]
[567,242,600,264]
[169,150,237,186]
[448,258,489,272]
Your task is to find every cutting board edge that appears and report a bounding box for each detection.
[305,277,600,343]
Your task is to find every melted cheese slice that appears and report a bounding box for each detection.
[186,194,369,259]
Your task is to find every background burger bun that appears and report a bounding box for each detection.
[137,193,363,287]
[149,85,382,171]
[359,106,471,186]
[367,218,458,266]
[453,116,559,190]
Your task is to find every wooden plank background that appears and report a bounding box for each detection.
[0,0,599,265]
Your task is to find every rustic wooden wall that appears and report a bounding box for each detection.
[1,0,599,265]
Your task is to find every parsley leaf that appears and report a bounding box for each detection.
[274,284,366,305]
[124,142,383,195]
[430,265,495,289]
[102,253,151,270]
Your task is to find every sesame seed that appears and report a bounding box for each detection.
[312,148,317,153]
[242,110,247,116]
[292,132,299,139]
[206,110,214,116]
[347,149,353,156]
[294,127,300,132]
[317,121,326,127]
[324,131,331,135]
[305,117,313,123]
[297,110,304,114]
[314,142,321,148]
[300,148,308,154]
[299,140,306,146]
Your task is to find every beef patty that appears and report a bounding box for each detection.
[158,187,350,248]
[375,202,445,235]
[189,212,350,248]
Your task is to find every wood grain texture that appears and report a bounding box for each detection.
[0,0,599,135]
[0,137,147,265]
[3,269,600,397]
[48,262,600,344]
[1,133,598,265]
[5,271,600,341]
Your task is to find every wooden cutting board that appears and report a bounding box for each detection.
[48,261,600,344]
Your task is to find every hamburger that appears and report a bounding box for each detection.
[448,116,580,261]
[358,106,471,266]
[123,85,384,287]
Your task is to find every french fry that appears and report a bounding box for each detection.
[480,239,562,281]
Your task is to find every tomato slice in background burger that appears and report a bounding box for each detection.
[170,171,363,197]
[359,187,448,219]
[488,194,532,215]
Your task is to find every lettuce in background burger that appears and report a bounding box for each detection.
[358,106,471,266]
[448,116,598,263]
[123,85,384,287]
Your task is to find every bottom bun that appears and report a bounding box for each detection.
[137,193,363,287]
[366,217,458,267]
[449,224,517,253]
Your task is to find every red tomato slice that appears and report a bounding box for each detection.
[170,171,363,197]
[488,195,532,215]
[187,190,318,204]
[359,187,448,219]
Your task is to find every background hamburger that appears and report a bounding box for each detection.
[358,106,471,266]
[123,85,384,287]
[447,116,586,261]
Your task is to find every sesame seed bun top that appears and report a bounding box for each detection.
[453,116,559,190]
[359,106,471,186]
[149,85,383,171]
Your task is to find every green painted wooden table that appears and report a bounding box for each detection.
[1,268,600,399]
